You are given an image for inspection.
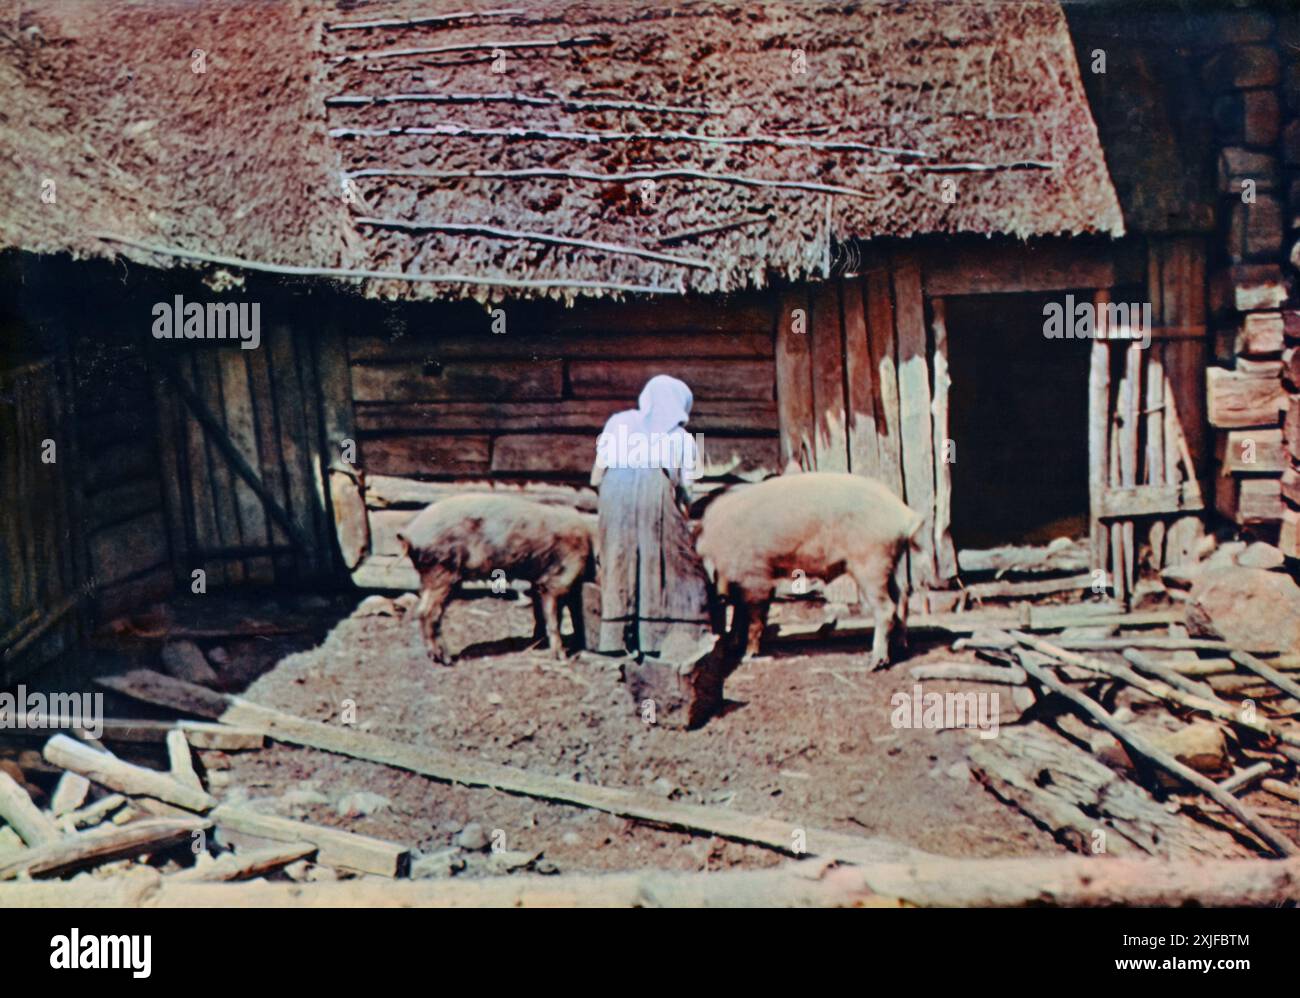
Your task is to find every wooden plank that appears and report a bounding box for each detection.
[218,349,273,583]
[1216,475,1283,525]
[1144,251,1168,568]
[0,817,210,881]
[39,718,264,750]
[244,342,293,580]
[1098,482,1205,518]
[295,325,334,577]
[1119,341,1142,597]
[267,326,322,579]
[355,398,778,434]
[0,772,60,846]
[211,805,409,877]
[192,350,246,583]
[809,282,848,471]
[929,297,956,581]
[1206,365,1286,428]
[349,327,774,362]
[841,276,880,479]
[864,270,902,498]
[86,478,163,534]
[366,476,598,511]
[351,360,564,403]
[361,434,492,477]
[1237,311,1285,356]
[773,287,814,470]
[924,241,1119,297]
[892,254,936,588]
[1215,428,1284,473]
[568,359,772,402]
[1087,298,1111,574]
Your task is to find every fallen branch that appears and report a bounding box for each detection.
[1220,762,1273,795]
[1014,650,1297,857]
[1263,779,1300,804]
[353,216,714,270]
[0,817,209,880]
[908,663,1027,685]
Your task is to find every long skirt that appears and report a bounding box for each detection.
[596,467,712,656]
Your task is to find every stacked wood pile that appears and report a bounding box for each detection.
[1204,16,1291,539]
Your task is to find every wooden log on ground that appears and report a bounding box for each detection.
[1262,779,1300,804]
[57,794,127,832]
[1220,762,1273,795]
[43,735,214,812]
[2,854,1299,907]
[0,816,209,880]
[1014,650,1298,857]
[908,663,1027,685]
[170,842,317,883]
[210,806,408,877]
[0,771,60,846]
[964,573,1094,601]
[957,541,1090,576]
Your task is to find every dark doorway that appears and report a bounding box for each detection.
[945,292,1092,550]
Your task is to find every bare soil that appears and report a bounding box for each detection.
[204,591,1064,877]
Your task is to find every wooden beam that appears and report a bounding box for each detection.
[841,277,880,479]
[929,297,956,580]
[892,254,936,587]
[0,772,60,846]
[0,817,209,881]
[924,242,1120,297]
[774,287,814,470]
[210,806,408,877]
[1098,482,1205,518]
[809,282,848,471]
[43,734,215,812]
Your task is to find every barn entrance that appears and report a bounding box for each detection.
[945,292,1093,550]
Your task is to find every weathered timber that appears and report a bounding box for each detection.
[43,735,214,812]
[0,817,209,881]
[210,806,409,877]
[170,842,317,883]
[0,771,60,846]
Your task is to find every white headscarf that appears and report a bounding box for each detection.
[595,375,698,484]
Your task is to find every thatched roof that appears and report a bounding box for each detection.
[1,0,1122,302]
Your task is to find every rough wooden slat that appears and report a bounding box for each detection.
[929,297,956,580]
[210,806,408,877]
[773,287,814,470]
[218,349,273,582]
[1215,428,1284,474]
[1098,482,1204,518]
[569,358,773,402]
[193,350,246,583]
[355,398,778,434]
[809,281,848,471]
[840,276,879,479]
[892,254,936,587]
[352,360,565,403]
[170,841,317,882]
[1206,365,1286,428]
[924,242,1120,297]
[365,475,598,512]
[0,817,209,881]
[244,343,293,579]
[360,434,493,477]
[0,772,60,846]
[864,268,903,500]
[1088,313,1111,575]
[268,326,322,579]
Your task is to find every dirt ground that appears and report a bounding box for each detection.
[191,590,1064,878]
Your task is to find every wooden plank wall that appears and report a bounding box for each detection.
[348,292,780,586]
[773,261,955,594]
[151,327,344,590]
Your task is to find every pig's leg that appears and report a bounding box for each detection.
[562,584,587,650]
[529,591,548,643]
[536,588,566,659]
[735,588,771,659]
[416,570,455,665]
[849,561,896,670]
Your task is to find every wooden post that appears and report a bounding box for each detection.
[930,297,957,581]
[1088,291,1111,578]
[841,277,880,480]
[1120,340,1142,598]
[774,288,814,471]
[809,282,849,472]
[892,254,936,588]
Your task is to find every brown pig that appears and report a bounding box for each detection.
[397,495,595,664]
[695,472,923,668]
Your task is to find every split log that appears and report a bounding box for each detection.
[165,730,203,793]
[0,772,60,846]
[969,725,1240,858]
[170,842,316,883]
[43,734,214,812]
[1014,650,1298,857]
[1122,649,1225,703]
[3,855,1299,907]
[49,772,91,817]
[0,817,210,880]
[964,573,1094,601]
[958,540,1089,576]
[101,671,922,867]
[210,807,408,877]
